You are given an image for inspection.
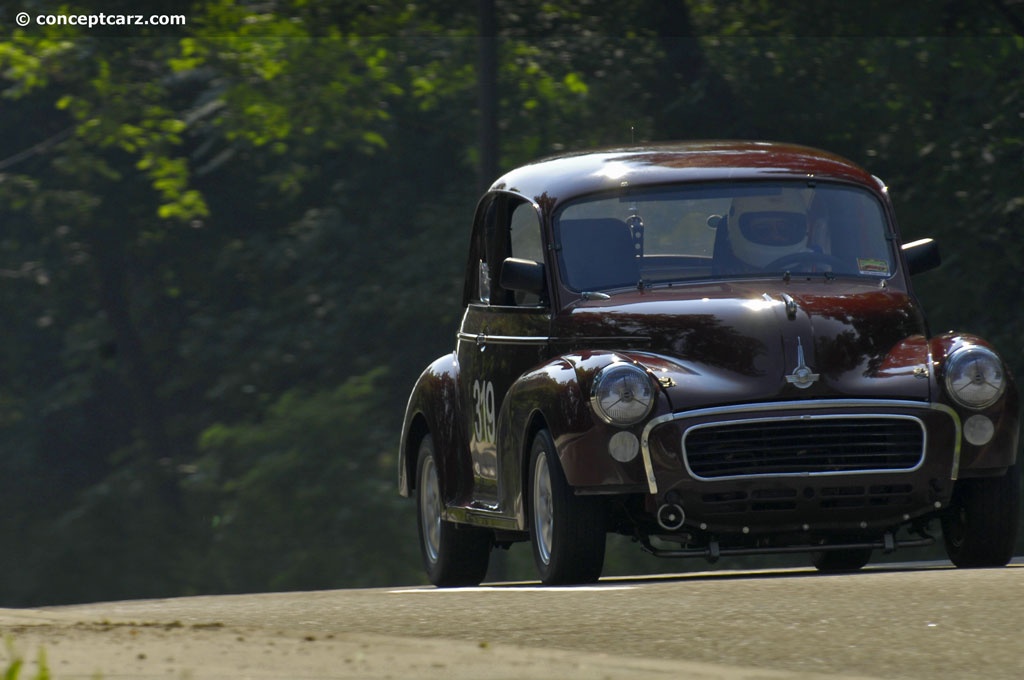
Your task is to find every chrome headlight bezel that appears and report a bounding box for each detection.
[590,363,656,426]
[944,345,1006,410]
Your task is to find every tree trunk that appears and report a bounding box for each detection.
[478,0,499,192]
[91,230,180,509]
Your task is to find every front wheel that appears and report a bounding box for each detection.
[942,462,1020,568]
[416,434,491,586]
[528,429,606,585]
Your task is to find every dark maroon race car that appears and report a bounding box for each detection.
[398,141,1020,586]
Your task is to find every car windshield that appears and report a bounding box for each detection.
[554,182,895,292]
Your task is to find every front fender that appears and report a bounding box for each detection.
[398,353,469,500]
[498,351,665,493]
[931,333,1019,474]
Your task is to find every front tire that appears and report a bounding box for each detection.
[942,462,1020,568]
[528,429,606,585]
[416,434,491,586]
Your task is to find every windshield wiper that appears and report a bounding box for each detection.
[780,270,837,282]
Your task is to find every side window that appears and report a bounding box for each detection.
[464,196,546,307]
[477,260,491,303]
[508,201,544,306]
[464,199,497,305]
[509,202,543,262]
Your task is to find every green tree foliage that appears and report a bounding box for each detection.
[192,369,420,592]
[0,1,1021,604]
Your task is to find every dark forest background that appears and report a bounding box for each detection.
[1,0,1022,606]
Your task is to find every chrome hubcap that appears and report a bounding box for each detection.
[532,452,554,565]
[419,455,442,563]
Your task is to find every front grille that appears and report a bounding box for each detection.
[683,416,924,480]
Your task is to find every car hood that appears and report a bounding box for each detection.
[557,280,932,410]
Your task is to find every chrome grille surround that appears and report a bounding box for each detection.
[639,400,962,495]
[682,414,925,482]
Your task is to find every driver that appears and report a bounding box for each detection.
[727,192,809,269]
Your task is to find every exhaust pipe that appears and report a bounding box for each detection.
[657,503,686,531]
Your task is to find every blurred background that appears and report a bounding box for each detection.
[0,0,1021,606]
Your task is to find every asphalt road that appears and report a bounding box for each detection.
[3,562,1023,679]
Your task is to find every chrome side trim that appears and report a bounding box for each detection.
[455,332,652,346]
[458,333,651,348]
[639,399,962,496]
[456,332,549,346]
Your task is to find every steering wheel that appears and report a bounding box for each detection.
[761,250,845,273]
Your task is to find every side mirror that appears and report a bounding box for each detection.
[500,257,546,296]
[903,238,941,276]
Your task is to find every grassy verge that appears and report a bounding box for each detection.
[2,638,51,680]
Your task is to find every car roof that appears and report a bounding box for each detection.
[487,141,885,216]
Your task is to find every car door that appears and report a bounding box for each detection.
[456,194,551,509]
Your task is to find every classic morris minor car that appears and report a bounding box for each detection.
[399,141,1020,586]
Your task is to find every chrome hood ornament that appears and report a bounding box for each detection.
[786,337,820,389]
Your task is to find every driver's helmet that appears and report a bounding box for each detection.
[727,192,809,268]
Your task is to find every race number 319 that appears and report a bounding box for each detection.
[472,379,496,444]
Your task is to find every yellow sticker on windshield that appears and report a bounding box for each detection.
[857,258,890,276]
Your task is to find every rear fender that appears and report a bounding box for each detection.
[398,353,471,501]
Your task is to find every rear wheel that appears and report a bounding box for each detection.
[942,463,1020,568]
[528,429,606,585]
[416,434,491,586]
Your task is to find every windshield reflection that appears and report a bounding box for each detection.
[555,182,895,291]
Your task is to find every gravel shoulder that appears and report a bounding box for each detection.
[0,593,880,680]
[0,611,881,680]
[4,564,1021,680]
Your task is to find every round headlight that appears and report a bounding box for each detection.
[591,363,656,426]
[945,346,1006,409]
